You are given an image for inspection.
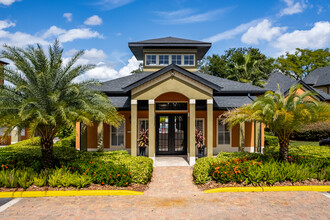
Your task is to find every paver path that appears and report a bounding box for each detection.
[144,166,201,197]
[1,166,330,219]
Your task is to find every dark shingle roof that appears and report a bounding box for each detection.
[108,96,131,109]
[128,36,211,60]
[304,66,330,87]
[123,64,222,92]
[213,96,255,109]
[94,65,266,94]
[264,71,297,93]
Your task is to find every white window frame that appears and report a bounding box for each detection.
[217,118,231,147]
[110,120,126,147]
[145,54,157,66]
[138,118,149,134]
[158,55,169,66]
[171,54,182,66]
[195,118,205,144]
[183,54,195,66]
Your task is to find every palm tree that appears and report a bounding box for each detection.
[226,52,269,87]
[0,40,122,168]
[223,84,330,162]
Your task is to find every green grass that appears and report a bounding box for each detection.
[290,140,319,147]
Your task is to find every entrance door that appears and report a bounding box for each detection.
[156,114,187,155]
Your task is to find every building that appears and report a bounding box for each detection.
[303,66,330,95]
[0,60,29,145]
[265,71,330,102]
[75,37,266,165]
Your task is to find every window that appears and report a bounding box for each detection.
[156,102,187,111]
[0,127,5,136]
[196,119,204,144]
[171,55,182,65]
[21,128,25,136]
[159,55,169,65]
[138,119,148,134]
[217,119,230,145]
[184,55,194,66]
[111,120,125,146]
[146,55,156,65]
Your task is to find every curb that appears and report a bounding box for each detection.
[204,185,330,193]
[0,190,143,198]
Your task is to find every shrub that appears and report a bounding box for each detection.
[193,157,218,184]
[0,168,36,189]
[265,132,279,147]
[292,121,330,141]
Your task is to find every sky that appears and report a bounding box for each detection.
[0,0,329,81]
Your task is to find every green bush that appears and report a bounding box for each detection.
[292,121,330,141]
[265,133,279,147]
[194,145,330,185]
[0,168,36,189]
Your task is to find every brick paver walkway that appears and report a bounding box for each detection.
[1,167,330,219]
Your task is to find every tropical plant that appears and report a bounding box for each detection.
[0,40,122,169]
[195,129,204,149]
[138,129,149,148]
[223,84,330,162]
[199,47,275,87]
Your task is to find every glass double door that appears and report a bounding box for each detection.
[156,114,187,155]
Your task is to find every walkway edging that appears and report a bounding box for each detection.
[0,190,143,198]
[204,185,330,193]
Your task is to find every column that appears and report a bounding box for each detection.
[254,121,261,153]
[97,122,104,151]
[131,99,138,156]
[148,99,155,161]
[10,127,21,144]
[80,123,87,151]
[189,99,196,165]
[207,99,213,157]
[239,122,245,152]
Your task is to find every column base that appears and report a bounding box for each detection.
[189,156,196,166]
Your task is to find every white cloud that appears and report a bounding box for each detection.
[0,29,49,46]
[95,0,134,10]
[75,56,141,82]
[0,20,15,29]
[273,21,330,54]
[280,0,307,16]
[241,19,286,44]
[155,8,228,24]
[65,48,108,66]
[63,13,73,22]
[43,26,103,43]
[84,15,103,26]
[203,19,260,43]
[0,0,20,6]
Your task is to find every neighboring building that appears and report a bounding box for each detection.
[303,66,330,95]
[265,71,330,102]
[75,37,266,165]
[0,60,29,145]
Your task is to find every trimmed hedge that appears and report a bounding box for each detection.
[0,138,153,187]
[193,145,330,185]
[264,132,279,147]
[292,121,330,141]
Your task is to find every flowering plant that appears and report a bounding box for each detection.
[195,129,205,149]
[138,129,149,148]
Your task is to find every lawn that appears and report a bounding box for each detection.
[290,140,319,147]
[0,137,153,190]
[193,144,330,186]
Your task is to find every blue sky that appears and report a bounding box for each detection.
[0,0,329,81]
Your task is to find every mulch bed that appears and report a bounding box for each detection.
[0,183,149,192]
[197,179,330,191]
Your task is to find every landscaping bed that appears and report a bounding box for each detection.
[0,137,153,191]
[193,145,330,189]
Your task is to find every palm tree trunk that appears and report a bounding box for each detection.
[41,136,54,169]
[279,137,289,162]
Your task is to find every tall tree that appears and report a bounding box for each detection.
[0,40,122,168]
[131,63,143,74]
[199,47,275,87]
[275,48,330,80]
[223,84,330,162]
